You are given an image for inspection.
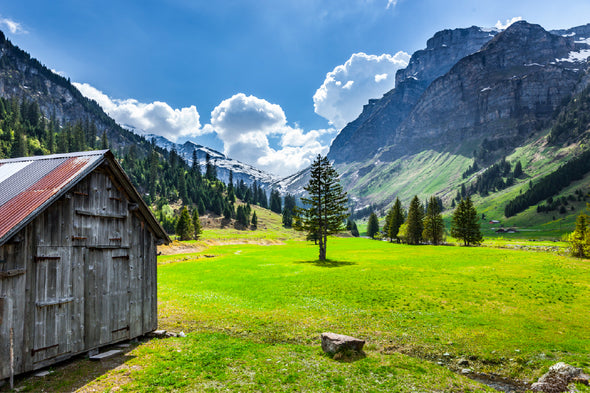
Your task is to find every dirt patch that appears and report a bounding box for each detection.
[158,239,286,256]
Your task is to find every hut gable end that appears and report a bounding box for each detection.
[0,150,167,380]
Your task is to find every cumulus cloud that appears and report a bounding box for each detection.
[0,17,26,34]
[209,93,337,176]
[495,16,523,30]
[313,51,410,129]
[386,0,398,9]
[73,82,202,142]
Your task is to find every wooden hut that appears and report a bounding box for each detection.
[0,150,169,381]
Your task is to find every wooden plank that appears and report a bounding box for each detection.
[0,269,26,278]
[75,210,127,220]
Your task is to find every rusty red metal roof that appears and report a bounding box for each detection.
[0,150,169,246]
[0,151,106,244]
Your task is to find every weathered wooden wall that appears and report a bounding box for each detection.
[0,164,159,379]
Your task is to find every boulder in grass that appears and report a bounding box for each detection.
[321,332,365,355]
[531,362,589,392]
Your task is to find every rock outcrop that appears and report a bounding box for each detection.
[531,362,589,392]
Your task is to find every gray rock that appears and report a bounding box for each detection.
[461,368,472,374]
[458,358,469,366]
[320,332,365,355]
[531,362,589,392]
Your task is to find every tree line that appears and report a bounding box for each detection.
[504,149,590,217]
[368,195,482,246]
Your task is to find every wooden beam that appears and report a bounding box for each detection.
[75,209,127,219]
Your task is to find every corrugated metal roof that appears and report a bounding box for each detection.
[0,150,169,246]
[0,151,106,244]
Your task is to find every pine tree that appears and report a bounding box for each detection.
[270,189,282,213]
[294,155,348,261]
[101,130,108,150]
[367,212,380,239]
[205,153,217,181]
[513,160,523,178]
[282,194,296,228]
[192,209,202,240]
[423,195,445,245]
[387,197,405,243]
[175,206,194,241]
[569,208,589,257]
[451,196,483,246]
[405,196,424,245]
[251,211,258,229]
[351,221,360,237]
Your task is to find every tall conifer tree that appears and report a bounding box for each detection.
[295,155,348,261]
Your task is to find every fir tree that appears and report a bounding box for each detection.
[192,209,202,240]
[350,221,360,237]
[387,197,405,243]
[569,207,589,258]
[176,206,194,241]
[251,211,258,229]
[423,195,445,245]
[451,196,483,246]
[405,196,424,245]
[294,155,348,261]
[367,212,380,239]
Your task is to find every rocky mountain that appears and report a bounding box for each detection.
[145,134,276,188]
[300,21,590,213]
[0,31,146,152]
[328,26,499,164]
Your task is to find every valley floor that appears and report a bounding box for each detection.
[3,235,590,392]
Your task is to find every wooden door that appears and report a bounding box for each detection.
[85,248,130,347]
[109,249,131,342]
[32,247,73,364]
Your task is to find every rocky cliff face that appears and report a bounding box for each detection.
[381,21,589,162]
[328,26,497,164]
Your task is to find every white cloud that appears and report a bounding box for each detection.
[209,93,337,176]
[313,51,410,129]
[386,0,398,9]
[0,17,26,34]
[73,82,202,142]
[495,16,523,30]
[375,73,388,82]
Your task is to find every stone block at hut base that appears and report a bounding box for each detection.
[321,332,365,355]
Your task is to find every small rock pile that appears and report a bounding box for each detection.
[531,362,589,392]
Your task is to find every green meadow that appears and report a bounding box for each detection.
[28,236,587,392]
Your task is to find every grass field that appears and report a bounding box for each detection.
[9,232,590,392]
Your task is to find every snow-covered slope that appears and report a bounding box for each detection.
[144,134,277,188]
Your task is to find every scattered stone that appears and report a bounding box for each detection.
[531,362,589,392]
[149,330,167,338]
[179,331,186,337]
[437,361,444,366]
[165,332,178,338]
[34,370,53,377]
[461,368,472,375]
[443,352,451,357]
[458,358,469,366]
[320,332,365,355]
[89,350,123,361]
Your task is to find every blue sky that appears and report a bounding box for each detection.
[1,0,590,176]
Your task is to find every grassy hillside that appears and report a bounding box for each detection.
[9,236,590,392]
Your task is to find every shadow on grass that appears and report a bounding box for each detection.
[295,259,357,268]
[326,350,367,363]
[0,338,149,393]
